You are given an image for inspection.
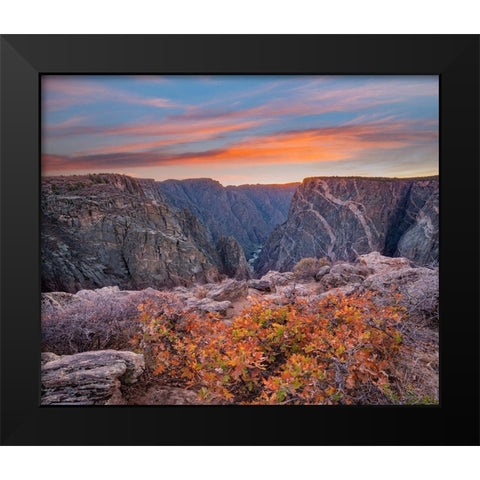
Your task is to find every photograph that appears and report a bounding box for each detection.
[40,74,439,406]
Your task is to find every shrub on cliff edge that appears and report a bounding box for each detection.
[293,257,331,280]
[136,291,412,405]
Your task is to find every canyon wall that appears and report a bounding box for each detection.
[41,174,224,292]
[255,176,439,274]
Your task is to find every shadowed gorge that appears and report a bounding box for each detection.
[156,178,298,258]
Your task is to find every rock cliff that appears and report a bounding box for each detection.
[41,174,224,292]
[216,236,251,280]
[256,176,438,274]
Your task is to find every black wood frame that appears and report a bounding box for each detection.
[1,35,478,445]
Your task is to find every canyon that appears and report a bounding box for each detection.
[41,174,296,292]
[156,178,299,258]
[41,174,438,293]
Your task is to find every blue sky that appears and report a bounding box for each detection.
[42,75,438,185]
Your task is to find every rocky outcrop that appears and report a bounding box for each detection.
[157,178,298,258]
[307,252,438,319]
[41,175,226,292]
[256,176,438,274]
[42,285,153,312]
[217,236,251,280]
[247,278,272,292]
[315,265,331,281]
[357,252,438,318]
[41,350,145,405]
[252,252,438,320]
[172,279,250,315]
[187,298,232,315]
[318,263,372,290]
[258,270,295,288]
[205,279,249,302]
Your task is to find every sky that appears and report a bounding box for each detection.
[41,75,438,185]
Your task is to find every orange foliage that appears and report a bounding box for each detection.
[136,292,405,405]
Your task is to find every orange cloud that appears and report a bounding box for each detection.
[42,119,437,174]
[151,121,437,167]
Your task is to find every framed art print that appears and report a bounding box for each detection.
[1,35,479,445]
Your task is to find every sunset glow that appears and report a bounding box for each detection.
[42,75,438,185]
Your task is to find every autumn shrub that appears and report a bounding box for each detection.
[136,291,407,405]
[41,290,184,355]
[293,257,331,280]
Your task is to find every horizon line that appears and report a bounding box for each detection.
[41,171,439,188]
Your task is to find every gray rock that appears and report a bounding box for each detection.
[217,236,251,280]
[247,279,272,292]
[41,350,145,405]
[315,284,360,301]
[357,251,414,274]
[312,253,438,319]
[362,265,438,318]
[259,271,294,288]
[314,265,331,281]
[206,279,248,302]
[276,284,311,298]
[41,291,82,310]
[41,174,222,293]
[319,263,370,290]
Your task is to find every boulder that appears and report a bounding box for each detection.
[41,350,145,405]
[186,297,232,315]
[206,279,248,302]
[314,265,331,281]
[319,263,371,290]
[247,279,272,292]
[259,271,294,288]
[276,284,311,298]
[357,251,414,275]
